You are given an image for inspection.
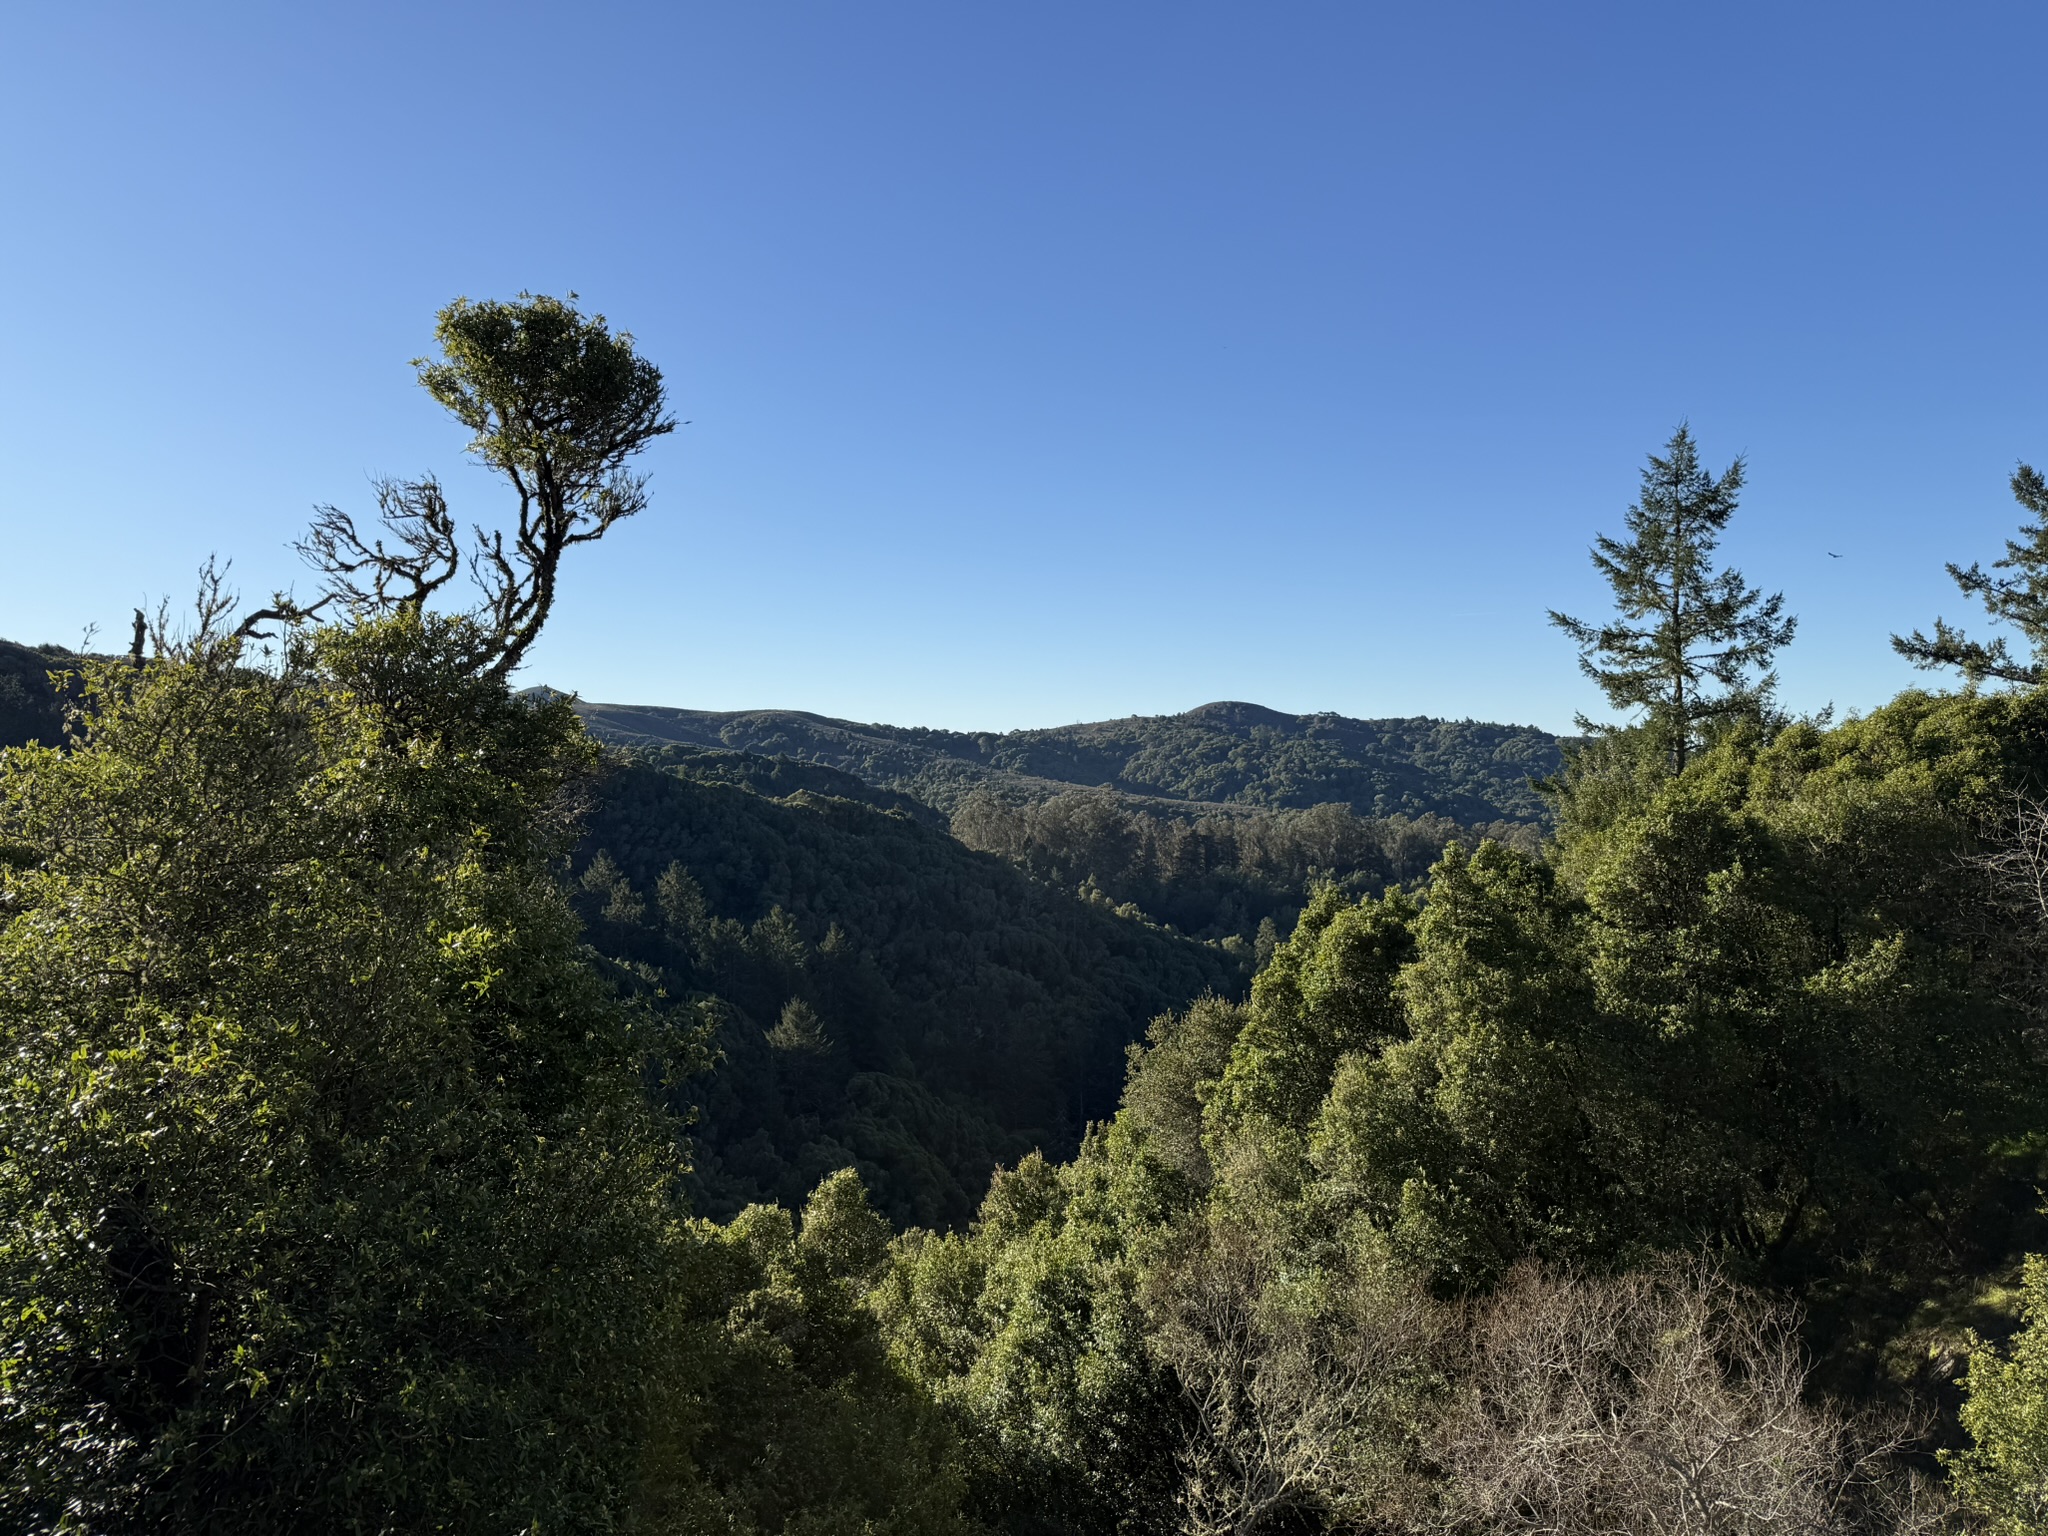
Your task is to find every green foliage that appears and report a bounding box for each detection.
[876,925,1448,1536]
[419,292,672,487]
[1312,842,1625,1285]
[871,1147,1189,1536]
[0,612,690,1533]
[301,292,675,678]
[1114,996,1245,1202]
[952,785,1535,942]
[1896,462,2048,686]
[1551,424,1795,771]
[1319,695,2045,1300]
[643,1173,970,1535]
[1948,1257,2048,1534]
[765,997,831,1053]
[1209,883,1417,1147]
[0,620,979,1536]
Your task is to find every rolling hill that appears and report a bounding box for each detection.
[572,697,1565,824]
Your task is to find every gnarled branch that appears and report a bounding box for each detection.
[296,293,673,678]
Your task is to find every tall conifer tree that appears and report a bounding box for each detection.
[1893,462,2048,686]
[1551,425,1795,772]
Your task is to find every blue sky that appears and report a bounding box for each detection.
[4,3,2045,734]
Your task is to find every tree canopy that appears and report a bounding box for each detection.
[0,612,688,1529]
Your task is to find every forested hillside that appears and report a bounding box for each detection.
[7,649,1513,1230]
[0,637,68,749]
[570,758,1238,1227]
[575,695,1563,822]
[1,659,1502,1225]
[558,738,1536,1229]
[18,300,2048,1534]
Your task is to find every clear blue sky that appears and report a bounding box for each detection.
[4,4,2044,734]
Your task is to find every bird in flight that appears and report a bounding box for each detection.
[1828,551,1843,558]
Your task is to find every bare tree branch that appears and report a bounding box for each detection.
[1431,1259,1954,1536]
[232,592,333,643]
[295,477,461,616]
[1954,791,2048,1049]
[1971,791,2048,926]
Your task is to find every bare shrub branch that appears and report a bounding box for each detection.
[1971,791,2048,926]
[1150,1215,1445,1535]
[1432,1259,1955,1536]
[1957,791,2048,1035]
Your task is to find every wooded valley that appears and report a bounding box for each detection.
[9,296,2048,1534]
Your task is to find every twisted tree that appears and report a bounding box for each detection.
[299,292,675,676]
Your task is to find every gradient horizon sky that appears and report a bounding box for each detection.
[5,3,2047,735]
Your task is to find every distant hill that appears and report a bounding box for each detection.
[572,698,1565,825]
[0,639,72,750]
[3,644,1564,827]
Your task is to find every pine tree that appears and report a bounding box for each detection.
[766,997,832,1053]
[1893,463,2048,687]
[1550,425,1795,772]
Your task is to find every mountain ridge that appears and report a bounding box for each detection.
[569,696,1565,825]
[3,640,1562,827]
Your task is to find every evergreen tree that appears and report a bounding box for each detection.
[1550,425,1795,772]
[766,997,831,1053]
[1893,462,2048,686]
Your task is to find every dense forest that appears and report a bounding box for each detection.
[570,758,1238,1226]
[0,670,1534,1234]
[560,752,1531,1227]
[11,298,2048,1534]
[574,696,1562,823]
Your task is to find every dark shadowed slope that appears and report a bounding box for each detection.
[0,639,69,750]
[573,759,1240,1227]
